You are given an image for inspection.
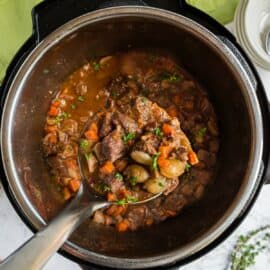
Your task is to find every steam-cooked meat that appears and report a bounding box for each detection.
[100,129,126,163]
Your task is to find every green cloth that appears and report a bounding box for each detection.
[0,0,239,82]
[186,0,239,25]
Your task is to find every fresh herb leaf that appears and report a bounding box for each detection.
[111,92,120,98]
[158,182,164,187]
[185,163,191,173]
[122,133,136,144]
[54,112,70,124]
[129,176,137,186]
[71,103,77,110]
[97,183,111,193]
[168,74,182,83]
[77,96,85,102]
[142,97,148,103]
[196,127,207,138]
[154,127,163,138]
[115,172,123,181]
[117,199,126,206]
[159,71,183,83]
[230,225,270,270]
[80,139,89,150]
[152,152,161,171]
[92,61,100,71]
[126,196,138,203]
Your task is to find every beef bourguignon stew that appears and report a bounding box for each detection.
[42,51,219,232]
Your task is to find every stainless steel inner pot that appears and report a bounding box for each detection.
[0,6,264,269]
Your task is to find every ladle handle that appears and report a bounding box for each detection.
[0,201,109,270]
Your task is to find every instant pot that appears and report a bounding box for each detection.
[0,0,270,269]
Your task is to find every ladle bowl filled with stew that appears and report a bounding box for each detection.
[1,5,269,270]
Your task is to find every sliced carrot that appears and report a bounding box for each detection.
[52,99,61,107]
[63,187,71,200]
[167,106,178,117]
[188,150,199,165]
[107,192,116,202]
[84,122,99,141]
[100,161,115,175]
[48,133,57,144]
[116,219,130,232]
[48,106,59,116]
[117,188,129,199]
[157,157,170,168]
[162,123,174,136]
[159,146,172,159]
[68,179,81,192]
[106,205,126,217]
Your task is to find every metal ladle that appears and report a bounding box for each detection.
[0,117,161,270]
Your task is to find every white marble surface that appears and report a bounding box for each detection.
[0,25,270,270]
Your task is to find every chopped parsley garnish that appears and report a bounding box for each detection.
[115,172,123,181]
[117,199,126,206]
[92,61,100,71]
[158,182,164,187]
[185,163,191,173]
[196,127,207,138]
[122,132,136,144]
[97,183,111,193]
[154,127,163,138]
[55,112,70,124]
[142,97,148,103]
[111,92,120,98]
[117,196,138,205]
[71,103,77,110]
[80,139,89,150]
[152,152,161,171]
[168,74,182,83]
[129,176,137,186]
[126,196,138,203]
[77,96,85,102]
[159,71,182,83]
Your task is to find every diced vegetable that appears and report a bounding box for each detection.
[159,146,172,159]
[68,179,80,192]
[159,159,186,178]
[48,106,59,116]
[100,161,115,175]
[63,187,71,200]
[188,151,199,165]
[125,165,149,183]
[162,123,174,136]
[116,219,129,232]
[85,122,99,142]
[131,151,152,165]
[144,176,167,194]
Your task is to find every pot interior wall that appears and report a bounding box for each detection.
[9,16,251,258]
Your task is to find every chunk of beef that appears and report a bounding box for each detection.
[112,111,140,134]
[95,128,126,163]
[134,133,160,155]
[134,97,170,127]
[61,119,78,138]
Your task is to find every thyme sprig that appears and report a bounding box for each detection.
[230,225,270,270]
